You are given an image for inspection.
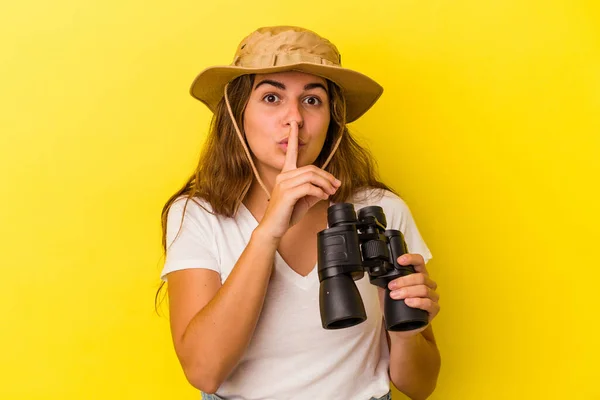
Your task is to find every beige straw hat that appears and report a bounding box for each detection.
[189,26,383,123]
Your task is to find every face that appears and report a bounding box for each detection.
[243,71,331,176]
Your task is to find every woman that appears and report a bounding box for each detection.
[158,26,441,400]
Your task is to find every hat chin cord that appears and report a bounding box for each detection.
[223,83,344,204]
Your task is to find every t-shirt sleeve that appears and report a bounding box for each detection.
[383,191,433,264]
[160,198,220,281]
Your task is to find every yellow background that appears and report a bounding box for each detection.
[1,0,598,399]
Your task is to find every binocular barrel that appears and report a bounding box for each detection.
[317,203,429,332]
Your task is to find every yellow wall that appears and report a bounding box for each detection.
[1,0,598,399]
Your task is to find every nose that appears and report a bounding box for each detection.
[283,100,304,129]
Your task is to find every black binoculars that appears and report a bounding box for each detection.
[317,203,429,332]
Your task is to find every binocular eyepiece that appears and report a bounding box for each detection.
[317,203,429,331]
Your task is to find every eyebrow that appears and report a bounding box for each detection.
[254,79,328,93]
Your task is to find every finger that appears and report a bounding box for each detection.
[390,285,440,303]
[398,253,429,276]
[413,262,429,276]
[279,169,338,196]
[397,254,425,267]
[282,121,299,172]
[404,297,440,321]
[278,165,341,188]
[288,182,330,202]
[388,273,437,291]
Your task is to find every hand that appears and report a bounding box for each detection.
[258,121,341,240]
[378,253,440,337]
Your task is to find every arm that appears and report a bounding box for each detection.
[166,226,279,393]
[166,121,341,393]
[382,254,441,399]
[387,325,441,400]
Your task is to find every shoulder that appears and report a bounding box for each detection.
[349,186,400,204]
[167,196,219,230]
[167,195,247,234]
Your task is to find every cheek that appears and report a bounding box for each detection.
[311,114,331,147]
[300,115,330,164]
[243,109,274,156]
[319,110,331,136]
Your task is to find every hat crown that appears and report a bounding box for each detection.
[232,26,341,68]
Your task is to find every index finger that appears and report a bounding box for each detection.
[389,273,437,291]
[282,121,299,172]
[398,253,429,277]
[398,253,426,268]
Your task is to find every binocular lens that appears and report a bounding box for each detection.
[327,203,357,227]
[383,287,429,331]
[319,274,366,329]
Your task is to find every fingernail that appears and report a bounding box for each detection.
[388,281,397,290]
[334,179,341,186]
[398,255,408,264]
[391,289,406,299]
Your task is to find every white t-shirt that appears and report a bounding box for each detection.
[161,188,432,400]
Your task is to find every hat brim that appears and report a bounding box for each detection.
[189,63,383,123]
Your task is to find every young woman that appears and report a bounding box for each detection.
[158,26,441,400]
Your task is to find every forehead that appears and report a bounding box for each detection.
[253,71,327,87]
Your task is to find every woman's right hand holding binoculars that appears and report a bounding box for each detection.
[258,121,341,241]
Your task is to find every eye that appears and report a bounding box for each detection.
[303,96,322,106]
[262,94,280,104]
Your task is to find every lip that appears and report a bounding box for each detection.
[278,138,306,145]
[278,142,305,151]
[277,138,306,151]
